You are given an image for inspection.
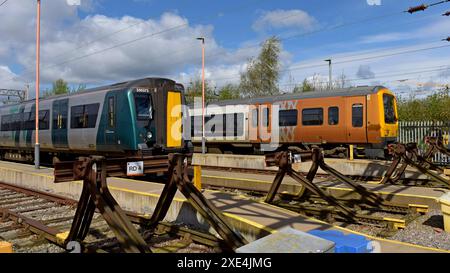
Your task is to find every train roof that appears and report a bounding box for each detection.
[203,85,389,107]
[0,77,182,108]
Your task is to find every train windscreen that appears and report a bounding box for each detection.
[134,92,153,120]
[383,93,397,124]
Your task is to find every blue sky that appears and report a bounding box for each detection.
[0,0,448,97]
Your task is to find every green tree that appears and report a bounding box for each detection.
[293,78,314,93]
[52,79,70,95]
[397,87,450,122]
[240,36,281,97]
[218,83,240,100]
[71,84,86,93]
[185,78,216,104]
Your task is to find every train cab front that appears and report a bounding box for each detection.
[131,79,191,156]
[379,88,398,146]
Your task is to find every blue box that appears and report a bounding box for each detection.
[307,230,372,253]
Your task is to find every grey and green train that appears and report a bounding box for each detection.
[0,77,191,162]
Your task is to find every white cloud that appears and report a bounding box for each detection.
[0,66,25,90]
[252,9,317,33]
[0,2,261,90]
[360,18,450,44]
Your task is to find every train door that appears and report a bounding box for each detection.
[345,96,367,143]
[104,94,117,146]
[52,99,69,149]
[248,105,258,143]
[258,103,272,144]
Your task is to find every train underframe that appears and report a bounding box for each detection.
[192,142,391,159]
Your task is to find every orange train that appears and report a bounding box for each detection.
[188,86,398,158]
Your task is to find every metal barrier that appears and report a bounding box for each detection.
[54,154,247,253]
[264,148,424,228]
[398,121,450,165]
[380,142,450,188]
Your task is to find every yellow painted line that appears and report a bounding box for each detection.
[0,241,13,253]
[202,175,442,201]
[223,212,276,234]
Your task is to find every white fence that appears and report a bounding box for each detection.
[398,121,450,165]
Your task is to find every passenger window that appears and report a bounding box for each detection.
[108,97,115,128]
[328,107,339,125]
[302,108,323,126]
[38,110,50,130]
[251,108,258,127]
[191,116,202,137]
[70,103,100,129]
[352,104,363,127]
[262,107,269,127]
[279,109,298,126]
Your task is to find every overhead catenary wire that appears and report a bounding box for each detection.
[210,42,450,83]
[0,0,8,7]
[406,0,450,13]
[277,65,450,88]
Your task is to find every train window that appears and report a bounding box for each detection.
[70,103,100,129]
[191,116,202,137]
[1,110,50,131]
[251,109,258,127]
[236,113,244,136]
[302,108,323,126]
[205,114,223,137]
[1,114,11,131]
[352,104,363,127]
[39,110,50,130]
[279,109,298,126]
[225,113,244,137]
[108,97,115,127]
[383,94,397,124]
[262,107,269,127]
[134,93,152,120]
[328,107,339,125]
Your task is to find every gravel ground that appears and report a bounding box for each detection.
[390,209,450,250]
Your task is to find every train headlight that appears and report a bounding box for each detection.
[147,131,153,140]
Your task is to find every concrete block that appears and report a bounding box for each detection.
[236,227,335,253]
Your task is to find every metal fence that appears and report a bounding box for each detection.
[398,121,450,165]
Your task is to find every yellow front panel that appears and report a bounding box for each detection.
[377,89,398,138]
[166,91,182,147]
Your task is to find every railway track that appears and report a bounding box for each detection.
[0,182,221,253]
[201,166,447,188]
[212,184,423,232]
[200,164,431,231]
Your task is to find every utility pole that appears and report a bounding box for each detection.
[197,37,206,154]
[35,0,41,169]
[324,59,332,90]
